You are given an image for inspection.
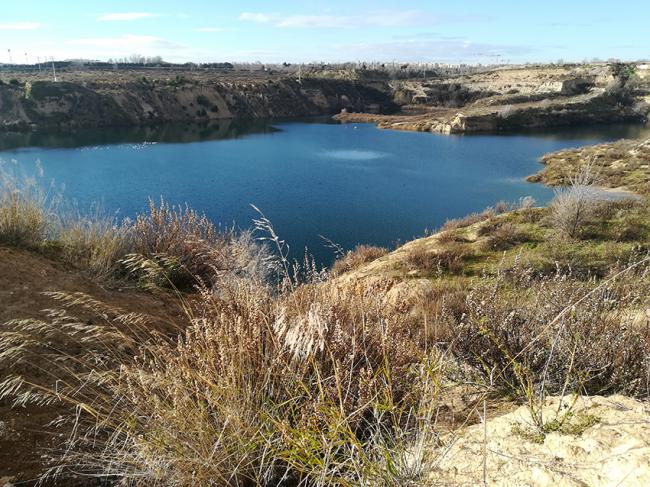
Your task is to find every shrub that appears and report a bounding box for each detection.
[127,198,272,289]
[549,162,600,238]
[0,278,444,486]
[482,223,529,251]
[196,94,210,107]
[330,244,388,276]
[406,243,469,275]
[449,262,650,398]
[0,161,56,247]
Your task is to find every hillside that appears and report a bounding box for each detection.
[1,64,648,133]
[0,71,395,131]
[336,64,650,134]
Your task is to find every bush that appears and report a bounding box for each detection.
[331,244,388,275]
[481,223,529,251]
[126,198,272,289]
[549,162,600,238]
[449,263,650,398]
[0,277,443,485]
[196,94,210,107]
[406,243,469,275]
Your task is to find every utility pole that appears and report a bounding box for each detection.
[50,57,57,82]
[7,49,12,64]
[37,56,41,72]
[24,52,28,65]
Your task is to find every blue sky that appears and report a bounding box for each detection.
[0,1,648,64]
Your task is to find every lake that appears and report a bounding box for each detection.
[2,119,649,265]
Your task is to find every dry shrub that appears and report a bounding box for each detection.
[481,223,529,251]
[0,278,444,486]
[0,160,57,247]
[0,166,271,288]
[330,244,388,276]
[549,161,600,239]
[406,243,469,276]
[436,229,470,245]
[126,198,272,289]
[441,208,495,232]
[494,200,510,214]
[449,263,650,398]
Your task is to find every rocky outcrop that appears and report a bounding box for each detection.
[337,90,648,135]
[0,77,396,131]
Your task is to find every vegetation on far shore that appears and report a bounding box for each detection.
[1,152,649,485]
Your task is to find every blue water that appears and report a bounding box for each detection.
[2,119,649,264]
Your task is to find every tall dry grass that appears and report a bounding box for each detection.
[0,276,447,486]
[0,159,59,247]
[0,162,272,288]
[2,160,650,484]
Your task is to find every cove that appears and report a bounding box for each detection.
[2,119,649,265]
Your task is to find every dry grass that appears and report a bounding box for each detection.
[0,164,271,289]
[441,208,494,232]
[3,159,650,485]
[331,244,388,276]
[0,277,446,486]
[0,160,57,247]
[405,243,470,276]
[449,262,650,399]
[3,247,649,484]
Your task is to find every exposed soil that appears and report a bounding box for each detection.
[0,247,186,485]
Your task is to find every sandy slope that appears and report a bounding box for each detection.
[430,395,650,486]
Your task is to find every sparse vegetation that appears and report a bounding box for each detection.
[331,244,388,275]
[0,162,269,288]
[2,203,649,483]
[2,114,650,484]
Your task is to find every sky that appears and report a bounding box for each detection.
[0,1,648,64]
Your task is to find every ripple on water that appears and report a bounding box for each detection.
[321,149,389,161]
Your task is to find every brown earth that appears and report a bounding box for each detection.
[0,247,186,485]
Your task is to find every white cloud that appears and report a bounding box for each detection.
[239,10,488,29]
[195,27,225,32]
[97,12,156,21]
[0,22,42,30]
[67,35,185,52]
[331,38,533,63]
[276,15,356,28]
[239,12,274,23]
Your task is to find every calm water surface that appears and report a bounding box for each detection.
[2,119,649,264]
